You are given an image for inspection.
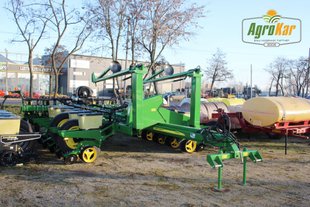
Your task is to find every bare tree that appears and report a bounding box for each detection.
[268,77,275,96]
[287,57,309,97]
[46,0,93,97]
[88,0,129,102]
[305,55,310,97]
[7,0,50,97]
[43,45,67,95]
[136,0,205,93]
[266,57,288,96]
[205,49,233,92]
[265,57,310,97]
[126,0,146,64]
[90,0,127,61]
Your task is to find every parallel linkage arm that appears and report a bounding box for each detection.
[143,68,201,84]
[92,65,139,84]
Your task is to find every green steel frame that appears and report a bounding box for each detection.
[56,65,204,157]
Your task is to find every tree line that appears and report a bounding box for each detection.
[6,0,205,97]
[204,49,310,98]
[266,56,310,97]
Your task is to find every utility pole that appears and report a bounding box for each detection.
[306,48,310,97]
[5,49,8,94]
[124,17,130,98]
[125,17,130,70]
[250,64,253,98]
[30,39,34,98]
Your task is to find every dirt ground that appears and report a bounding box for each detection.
[0,133,310,207]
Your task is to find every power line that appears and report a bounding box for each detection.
[169,47,307,57]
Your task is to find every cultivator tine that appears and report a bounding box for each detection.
[207,154,224,168]
[243,148,262,163]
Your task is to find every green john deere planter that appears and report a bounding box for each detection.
[18,61,262,190]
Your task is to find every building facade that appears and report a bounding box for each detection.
[0,62,51,95]
[0,52,186,96]
[61,54,186,96]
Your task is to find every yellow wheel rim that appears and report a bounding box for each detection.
[170,138,180,149]
[146,131,154,141]
[184,140,197,153]
[57,119,68,128]
[64,126,79,149]
[81,147,97,163]
[158,137,166,145]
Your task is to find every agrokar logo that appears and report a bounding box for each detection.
[242,10,302,47]
[263,9,281,23]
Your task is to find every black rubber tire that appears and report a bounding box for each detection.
[179,139,187,152]
[55,148,64,159]
[153,134,166,145]
[76,86,93,98]
[79,146,99,163]
[48,144,56,153]
[50,113,69,128]
[141,130,147,140]
[165,137,180,149]
[179,140,197,153]
[141,130,154,141]
[64,154,78,165]
[152,133,159,142]
[19,120,35,152]
[165,137,173,146]
[0,150,18,166]
[54,119,80,153]
[20,119,33,133]
[196,143,205,152]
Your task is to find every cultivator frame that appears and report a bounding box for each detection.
[207,148,262,191]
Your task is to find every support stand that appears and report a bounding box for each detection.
[243,157,247,186]
[212,166,230,192]
[285,134,288,155]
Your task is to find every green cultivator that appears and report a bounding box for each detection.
[207,147,262,191]
[203,127,262,191]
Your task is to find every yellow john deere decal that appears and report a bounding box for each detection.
[153,127,185,137]
[243,152,249,157]
[242,10,301,47]
[221,154,229,159]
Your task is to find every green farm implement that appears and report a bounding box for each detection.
[0,109,41,166]
[45,62,261,188]
[15,61,262,189]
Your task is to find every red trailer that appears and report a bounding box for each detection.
[212,109,310,154]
